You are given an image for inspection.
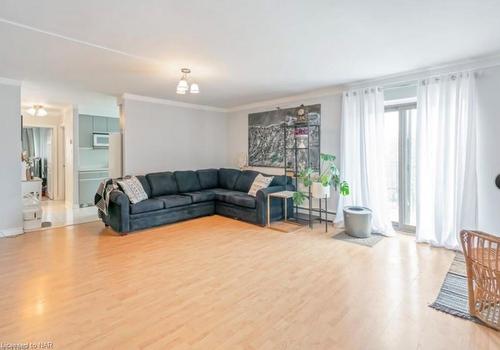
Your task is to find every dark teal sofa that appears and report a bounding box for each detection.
[99,168,294,234]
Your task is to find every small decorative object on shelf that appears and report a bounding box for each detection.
[22,151,33,181]
[295,127,308,148]
[237,152,248,170]
[296,104,307,123]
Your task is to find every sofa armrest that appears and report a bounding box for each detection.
[256,185,295,226]
[107,190,131,234]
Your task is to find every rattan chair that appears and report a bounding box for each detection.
[460,230,500,330]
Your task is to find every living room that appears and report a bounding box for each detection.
[0,1,499,349]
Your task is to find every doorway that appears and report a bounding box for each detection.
[22,127,55,199]
[383,103,417,232]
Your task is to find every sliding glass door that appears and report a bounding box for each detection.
[383,103,417,231]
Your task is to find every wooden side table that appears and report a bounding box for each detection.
[267,191,301,232]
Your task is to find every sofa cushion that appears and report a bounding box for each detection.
[136,175,152,197]
[156,194,192,208]
[225,193,257,209]
[146,172,178,196]
[130,198,164,214]
[183,191,216,203]
[196,169,219,189]
[234,170,259,193]
[269,175,288,187]
[209,188,236,201]
[174,171,202,193]
[218,168,241,190]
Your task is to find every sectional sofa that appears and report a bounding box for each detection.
[99,168,294,234]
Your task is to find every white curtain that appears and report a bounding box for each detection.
[416,72,477,249]
[335,87,395,236]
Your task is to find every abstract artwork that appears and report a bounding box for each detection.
[248,104,320,168]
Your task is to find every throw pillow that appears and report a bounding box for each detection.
[117,176,148,204]
[248,174,274,197]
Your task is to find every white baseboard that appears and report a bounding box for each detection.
[65,201,80,209]
[0,227,24,237]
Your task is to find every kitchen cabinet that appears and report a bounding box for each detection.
[79,115,94,148]
[79,170,109,207]
[79,115,120,148]
[93,116,108,133]
[107,118,120,133]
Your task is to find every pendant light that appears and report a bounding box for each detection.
[27,105,48,117]
[176,68,200,94]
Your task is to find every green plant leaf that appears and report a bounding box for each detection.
[340,181,350,196]
[292,191,308,205]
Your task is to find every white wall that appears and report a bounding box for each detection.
[22,82,119,118]
[121,97,229,174]
[226,92,343,211]
[477,66,500,233]
[0,80,23,236]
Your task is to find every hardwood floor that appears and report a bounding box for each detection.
[0,215,498,349]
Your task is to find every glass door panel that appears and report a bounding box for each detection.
[384,103,417,231]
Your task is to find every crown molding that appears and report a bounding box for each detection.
[347,53,500,89]
[120,93,227,113]
[0,17,160,64]
[0,76,22,87]
[226,86,346,113]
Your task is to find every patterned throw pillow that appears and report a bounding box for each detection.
[248,174,274,197]
[117,176,148,204]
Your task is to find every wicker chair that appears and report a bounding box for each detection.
[460,230,500,330]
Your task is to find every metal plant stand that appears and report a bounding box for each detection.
[282,104,321,229]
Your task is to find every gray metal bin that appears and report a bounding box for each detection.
[344,206,372,238]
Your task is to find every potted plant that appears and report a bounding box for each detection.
[293,153,349,205]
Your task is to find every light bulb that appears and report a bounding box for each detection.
[177,78,189,90]
[37,108,48,117]
[190,83,200,94]
[27,107,37,116]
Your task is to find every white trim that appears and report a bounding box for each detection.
[121,93,227,113]
[226,86,345,112]
[0,76,22,86]
[0,17,160,64]
[0,227,24,237]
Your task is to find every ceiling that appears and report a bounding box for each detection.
[1,0,500,108]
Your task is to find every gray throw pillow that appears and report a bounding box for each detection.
[117,176,148,204]
[248,174,274,197]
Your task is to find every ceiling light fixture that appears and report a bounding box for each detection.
[27,105,48,117]
[176,68,200,94]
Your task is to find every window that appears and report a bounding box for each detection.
[384,103,417,231]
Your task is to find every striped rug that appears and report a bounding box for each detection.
[430,253,479,322]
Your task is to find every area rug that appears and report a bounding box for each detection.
[332,231,384,247]
[429,253,479,323]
